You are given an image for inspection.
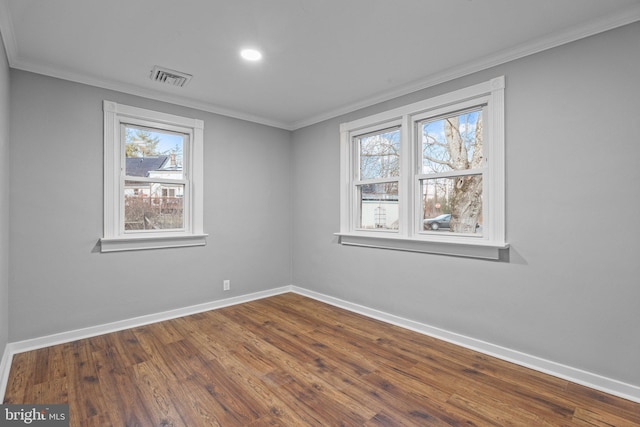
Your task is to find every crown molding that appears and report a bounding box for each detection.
[1,2,639,131]
[9,56,295,130]
[0,0,17,62]
[290,4,640,130]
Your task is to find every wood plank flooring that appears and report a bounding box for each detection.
[4,293,640,426]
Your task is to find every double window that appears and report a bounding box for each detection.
[101,101,206,252]
[338,77,507,259]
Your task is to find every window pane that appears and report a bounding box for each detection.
[124,181,184,230]
[358,128,400,180]
[358,183,399,230]
[125,125,185,180]
[421,109,483,174]
[421,176,482,234]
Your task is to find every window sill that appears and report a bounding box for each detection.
[100,233,208,253]
[335,232,508,260]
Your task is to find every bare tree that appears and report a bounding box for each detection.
[422,112,483,233]
[359,131,400,179]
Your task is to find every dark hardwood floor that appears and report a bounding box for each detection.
[4,293,639,426]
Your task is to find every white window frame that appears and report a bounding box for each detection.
[101,101,207,252]
[353,122,402,232]
[337,77,508,259]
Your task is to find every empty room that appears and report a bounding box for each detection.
[0,1,639,425]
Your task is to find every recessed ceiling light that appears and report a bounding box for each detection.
[240,48,263,61]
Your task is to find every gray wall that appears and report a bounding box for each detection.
[291,22,640,387]
[5,20,639,391]
[9,71,292,341]
[0,30,10,355]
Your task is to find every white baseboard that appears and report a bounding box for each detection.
[8,286,293,355]
[0,286,293,400]
[2,284,638,404]
[290,286,640,403]
[0,343,12,400]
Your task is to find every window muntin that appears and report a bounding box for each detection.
[420,175,483,235]
[417,107,486,237]
[124,181,185,231]
[357,182,399,230]
[102,101,206,252]
[358,128,400,179]
[125,125,185,180]
[353,127,401,233]
[122,124,188,233]
[338,77,506,258]
[420,108,484,174]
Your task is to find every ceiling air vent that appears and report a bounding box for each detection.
[149,66,192,87]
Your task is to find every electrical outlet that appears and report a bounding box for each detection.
[223,279,230,291]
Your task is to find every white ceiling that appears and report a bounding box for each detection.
[1,0,639,130]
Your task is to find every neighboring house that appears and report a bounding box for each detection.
[124,155,184,230]
[360,184,399,229]
[124,155,183,198]
[125,156,168,179]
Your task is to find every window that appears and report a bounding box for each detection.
[338,77,507,259]
[356,127,400,230]
[101,101,206,252]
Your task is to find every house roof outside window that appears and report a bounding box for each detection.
[126,156,169,177]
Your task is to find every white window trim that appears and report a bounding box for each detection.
[101,101,207,252]
[337,77,508,260]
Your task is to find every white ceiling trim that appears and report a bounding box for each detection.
[0,0,292,130]
[0,0,17,62]
[2,57,293,131]
[2,2,640,131]
[291,3,640,130]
